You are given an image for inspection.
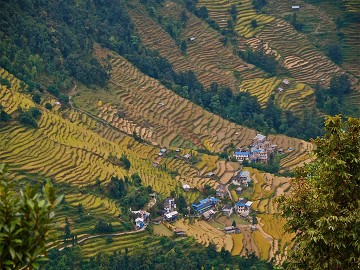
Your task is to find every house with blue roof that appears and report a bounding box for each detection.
[232,170,252,187]
[192,197,219,214]
[233,151,250,162]
[236,198,253,218]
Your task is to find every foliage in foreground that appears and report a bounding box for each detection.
[0,164,63,270]
[279,116,360,269]
[44,239,273,270]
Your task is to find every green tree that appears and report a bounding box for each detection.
[64,217,71,239]
[278,116,360,269]
[45,103,53,110]
[251,19,258,28]
[0,164,63,270]
[120,154,131,170]
[198,6,208,19]
[32,93,41,104]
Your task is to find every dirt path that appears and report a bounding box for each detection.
[240,227,259,257]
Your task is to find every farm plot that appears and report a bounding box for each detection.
[0,78,179,196]
[275,83,315,114]
[239,77,281,107]
[198,0,275,38]
[128,2,262,90]
[231,233,244,256]
[80,231,160,257]
[172,219,233,251]
[257,19,344,86]
[90,45,258,152]
[90,45,314,171]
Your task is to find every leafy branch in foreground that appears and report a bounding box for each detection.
[0,164,63,270]
[278,116,360,270]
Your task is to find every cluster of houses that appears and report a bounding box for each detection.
[220,198,253,219]
[233,133,277,163]
[132,210,150,229]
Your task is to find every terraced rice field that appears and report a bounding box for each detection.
[242,167,294,263]
[80,231,160,257]
[128,1,263,90]
[257,19,344,86]
[275,83,315,114]
[90,46,313,172]
[0,68,35,113]
[65,192,121,218]
[171,218,233,251]
[239,77,282,107]
[231,233,244,255]
[252,230,270,260]
[0,74,179,196]
[198,0,275,38]
[90,45,258,152]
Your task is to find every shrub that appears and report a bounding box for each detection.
[48,85,59,97]
[18,112,38,128]
[32,93,41,104]
[29,107,42,120]
[59,94,69,104]
[251,19,258,28]
[0,78,11,88]
[45,103,53,110]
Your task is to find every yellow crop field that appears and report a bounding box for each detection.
[198,0,275,38]
[252,230,270,260]
[231,233,243,255]
[172,219,233,251]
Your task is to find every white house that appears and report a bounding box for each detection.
[164,197,176,213]
[164,211,178,222]
[236,198,253,218]
[253,133,266,143]
[135,217,145,229]
[222,204,234,217]
[183,184,191,191]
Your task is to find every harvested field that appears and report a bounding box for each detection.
[128,1,263,90]
[89,46,312,172]
[172,219,233,251]
[252,230,271,260]
[257,19,346,86]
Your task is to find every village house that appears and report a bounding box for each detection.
[183,184,191,191]
[224,226,240,234]
[236,187,243,194]
[135,217,145,229]
[174,227,187,236]
[232,171,252,187]
[164,211,178,222]
[192,197,219,214]
[233,151,250,162]
[236,198,253,218]
[222,204,233,217]
[253,133,266,144]
[164,197,176,213]
[202,209,216,221]
[216,185,228,199]
[132,210,150,229]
